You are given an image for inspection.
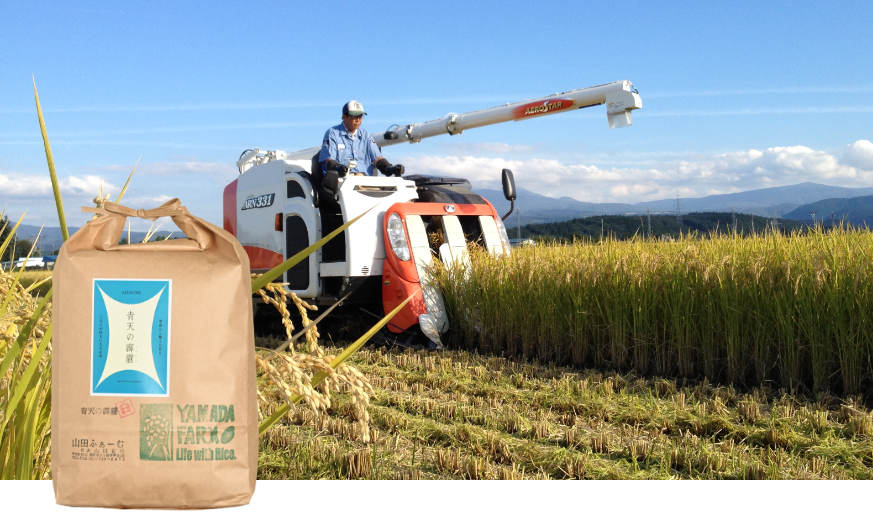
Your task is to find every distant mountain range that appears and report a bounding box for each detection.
[782,195,873,226]
[479,182,873,226]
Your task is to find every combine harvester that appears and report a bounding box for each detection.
[224,81,642,348]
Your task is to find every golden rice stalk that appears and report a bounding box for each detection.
[115,155,140,204]
[0,223,53,479]
[254,278,299,343]
[253,274,376,442]
[141,221,164,243]
[257,287,415,436]
[33,78,68,241]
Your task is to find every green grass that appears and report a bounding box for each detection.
[258,344,873,480]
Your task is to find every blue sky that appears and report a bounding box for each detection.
[2,1,872,229]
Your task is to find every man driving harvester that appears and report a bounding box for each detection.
[319,100,405,180]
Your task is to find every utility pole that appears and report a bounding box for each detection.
[675,196,682,226]
[516,208,521,242]
[831,211,835,229]
[647,207,652,238]
[601,218,604,240]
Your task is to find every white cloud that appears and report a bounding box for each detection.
[0,173,51,197]
[0,173,117,199]
[65,175,119,196]
[402,140,873,203]
[123,195,175,207]
[610,184,629,197]
[843,140,873,170]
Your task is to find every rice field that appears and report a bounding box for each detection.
[257,344,873,480]
[437,226,873,395]
[10,222,873,480]
[17,271,52,298]
[0,256,53,479]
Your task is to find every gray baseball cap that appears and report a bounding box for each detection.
[342,100,367,116]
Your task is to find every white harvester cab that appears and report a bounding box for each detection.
[229,155,418,300]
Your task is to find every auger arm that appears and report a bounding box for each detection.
[377,80,641,147]
[274,80,641,163]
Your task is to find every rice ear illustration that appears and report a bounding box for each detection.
[140,405,173,461]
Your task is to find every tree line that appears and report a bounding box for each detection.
[521,212,808,242]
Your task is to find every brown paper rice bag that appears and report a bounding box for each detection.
[52,199,257,508]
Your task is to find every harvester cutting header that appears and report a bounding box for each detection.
[224,80,642,348]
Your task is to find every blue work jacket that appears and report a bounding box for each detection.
[318,124,383,176]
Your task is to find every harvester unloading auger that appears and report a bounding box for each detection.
[223,80,642,348]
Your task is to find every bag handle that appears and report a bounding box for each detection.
[82,198,187,220]
[79,198,214,251]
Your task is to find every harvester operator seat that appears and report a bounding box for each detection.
[310,153,346,263]
[307,153,322,208]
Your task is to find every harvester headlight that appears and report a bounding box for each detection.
[495,216,512,256]
[387,212,411,261]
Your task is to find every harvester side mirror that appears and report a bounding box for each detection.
[501,169,516,221]
[502,169,516,201]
